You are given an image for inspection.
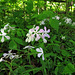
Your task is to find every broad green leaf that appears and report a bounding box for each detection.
[49,18,59,32]
[32,10,54,20]
[17,31,22,37]
[14,38,24,45]
[61,50,71,57]
[9,40,17,49]
[63,63,75,74]
[55,67,58,75]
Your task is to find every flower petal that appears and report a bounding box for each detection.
[5,36,10,40]
[36,48,42,52]
[23,46,34,49]
[44,34,50,38]
[35,34,40,41]
[40,47,43,53]
[42,54,44,60]
[37,53,42,58]
[3,53,8,57]
[4,24,9,30]
[43,38,47,43]
[1,29,5,33]
[35,26,39,31]
[30,29,35,32]
[47,29,50,33]
[38,29,44,33]
[0,58,4,62]
[44,26,46,31]
[1,36,4,42]
[8,50,12,53]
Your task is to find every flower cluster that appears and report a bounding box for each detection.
[52,16,60,20]
[4,24,15,32]
[40,19,49,25]
[0,50,21,62]
[0,24,15,42]
[63,17,72,24]
[25,26,50,43]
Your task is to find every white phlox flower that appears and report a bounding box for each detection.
[8,26,15,32]
[36,47,44,60]
[0,29,10,42]
[65,18,72,24]
[4,24,15,32]
[61,36,65,40]
[3,50,21,60]
[63,17,72,24]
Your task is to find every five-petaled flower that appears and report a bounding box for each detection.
[36,47,44,60]
[41,26,50,43]
[0,29,10,42]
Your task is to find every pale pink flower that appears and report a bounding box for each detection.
[26,26,50,43]
[41,27,50,43]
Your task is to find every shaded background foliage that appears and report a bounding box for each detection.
[0,0,75,75]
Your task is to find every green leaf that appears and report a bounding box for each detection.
[4,62,12,71]
[49,18,59,32]
[13,66,25,75]
[9,40,17,49]
[55,67,58,75]
[32,10,54,20]
[12,62,19,67]
[63,63,75,74]
[68,0,72,2]
[14,38,24,45]
[45,52,56,58]
[61,50,71,57]
[69,40,75,45]
[17,31,22,37]
[25,67,42,73]
[26,1,33,13]
[22,30,25,37]
[53,45,60,53]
